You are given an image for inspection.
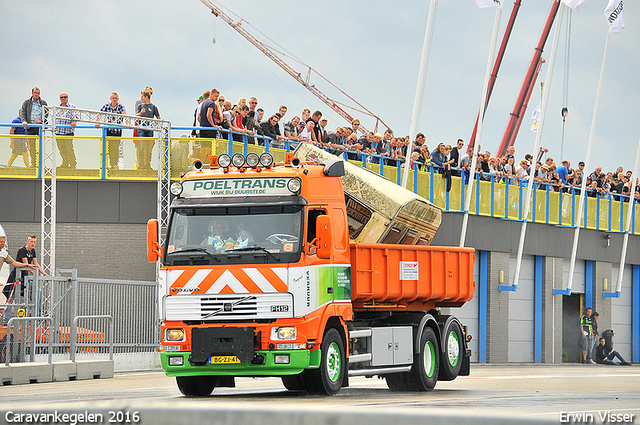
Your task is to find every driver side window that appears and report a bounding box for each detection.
[306,208,327,243]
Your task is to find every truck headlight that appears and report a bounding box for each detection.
[246,153,260,168]
[272,326,297,340]
[287,178,301,194]
[170,182,183,196]
[165,328,185,342]
[218,154,232,168]
[274,354,290,364]
[168,356,184,366]
[232,153,245,168]
[259,153,274,168]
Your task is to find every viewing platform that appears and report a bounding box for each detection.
[2,123,639,236]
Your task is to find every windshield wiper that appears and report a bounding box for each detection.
[225,246,280,261]
[172,247,220,262]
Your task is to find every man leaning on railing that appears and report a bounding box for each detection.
[20,87,47,168]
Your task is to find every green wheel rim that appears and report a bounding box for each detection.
[326,342,341,382]
[447,330,460,367]
[423,340,436,377]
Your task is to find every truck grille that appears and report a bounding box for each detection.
[165,293,294,321]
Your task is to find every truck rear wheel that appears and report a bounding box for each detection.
[176,376,217,397]
[408,326,439,391]
[439,320,463,381]
[303,328,345,395]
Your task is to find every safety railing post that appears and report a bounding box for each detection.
[101,128,107,180]
[37,125,43,179]
[71,315,114,362]
[5,317,53,366]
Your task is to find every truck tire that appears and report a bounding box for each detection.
[438,320,463,381]
[303,328,345,395]
[406,326,439,391]
[385,373,410,391]
[176,376,217,397]
[281,374,305,391]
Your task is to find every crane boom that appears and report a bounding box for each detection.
[468,0,522,150]
[497,0,560,157]
[199,0,390,134]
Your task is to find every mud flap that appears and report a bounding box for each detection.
[460,348,471,376]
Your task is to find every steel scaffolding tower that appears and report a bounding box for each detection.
[42,106,172,273]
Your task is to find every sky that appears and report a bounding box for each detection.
[1,0,639,175]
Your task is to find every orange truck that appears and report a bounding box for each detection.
[147,144,475,396]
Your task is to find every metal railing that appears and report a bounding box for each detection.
[1,269,158,364]
[2,122,639,234]
[4,317,53,365]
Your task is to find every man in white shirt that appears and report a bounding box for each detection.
[277,105,288,138]
[298,121,315,143]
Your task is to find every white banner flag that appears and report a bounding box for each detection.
[604,0,625,34]
[561,0,586,10]
[530,102,541,133]
[474,0,503,9]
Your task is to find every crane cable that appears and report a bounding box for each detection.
[204,0,389,129]
[560,9,572,161]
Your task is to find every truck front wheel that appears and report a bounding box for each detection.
[176,376,217,397]
[281,374,305,391]
[303,328,345,395]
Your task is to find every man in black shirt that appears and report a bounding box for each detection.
[308,111,323,146]
[17,235,47,280]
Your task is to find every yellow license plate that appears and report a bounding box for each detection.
[208,355,240,364]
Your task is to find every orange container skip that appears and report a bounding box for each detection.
[349,243,475,312]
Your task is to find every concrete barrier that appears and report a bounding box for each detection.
[76,360,114,380]
[0,360,113,385]
[0,364,11,385]
[8,362,52,385]
[52,361,77,381]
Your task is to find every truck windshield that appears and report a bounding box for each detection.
[165,205,303,264]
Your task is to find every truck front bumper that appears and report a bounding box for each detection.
[161,349,320,377]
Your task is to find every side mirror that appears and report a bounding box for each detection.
[147,219,163,262]
[316,215,332,260]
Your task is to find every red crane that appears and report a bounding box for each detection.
[199,0,389,135]
[496,0,561,157]
[468,0,523,150]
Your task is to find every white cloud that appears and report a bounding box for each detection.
[0,0,638,174]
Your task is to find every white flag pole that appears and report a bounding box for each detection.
[402,0,438,189]
[615,138,640,294]
[460,7,502,247]
[566,34,611,293]
[512,4,565,288]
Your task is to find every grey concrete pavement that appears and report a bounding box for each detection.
[0,364,638,424]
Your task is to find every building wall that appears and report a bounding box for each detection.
[1,179,638,363]
[2,221,155,281]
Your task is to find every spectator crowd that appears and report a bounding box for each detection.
[5,85,640,203]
